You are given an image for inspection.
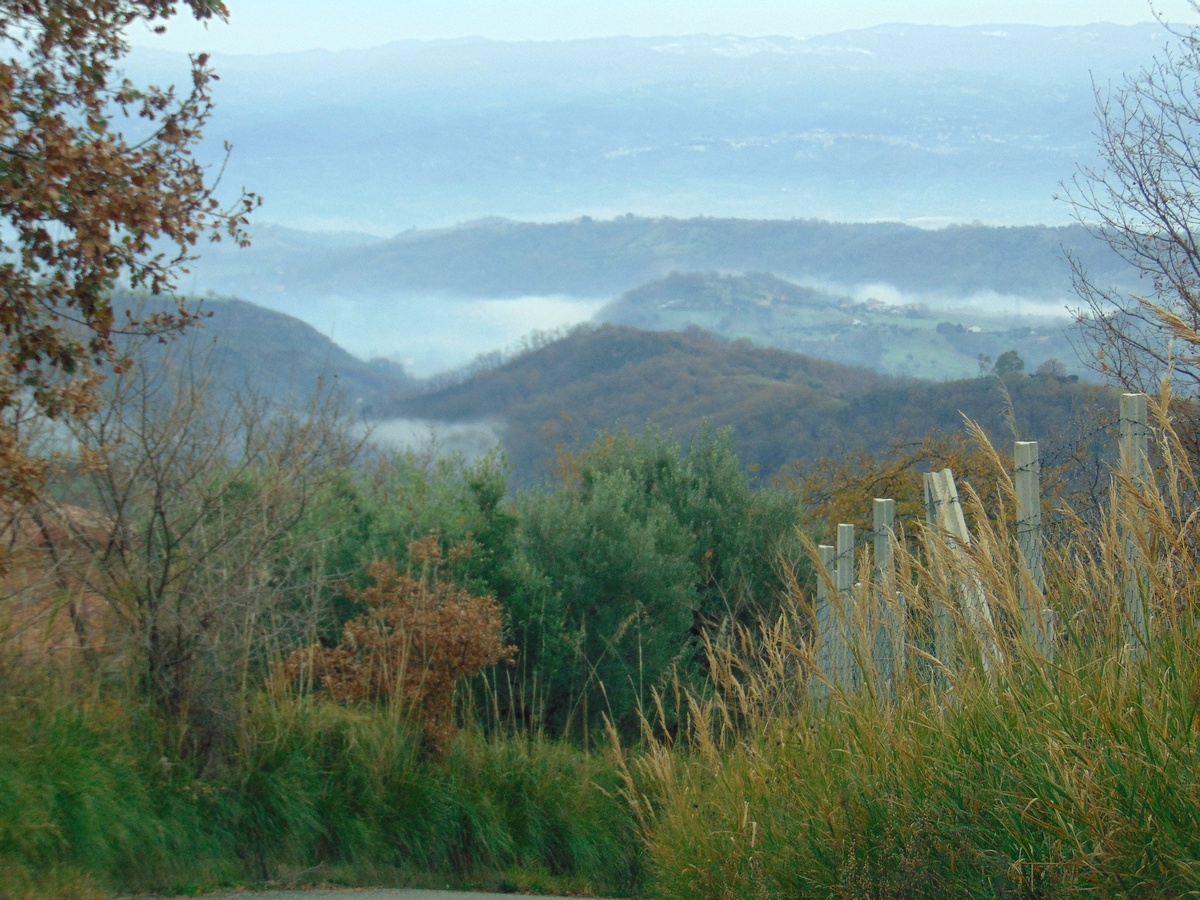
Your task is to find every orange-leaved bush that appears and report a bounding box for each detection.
[285,533,516,750]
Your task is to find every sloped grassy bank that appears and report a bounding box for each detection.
[15,634,1200,900]
[628,641,1200,898]
[0,686,639,898]
[624,398,1200,898]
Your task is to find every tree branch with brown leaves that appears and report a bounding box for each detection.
[0,0,257,502]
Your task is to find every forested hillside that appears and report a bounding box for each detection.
[390,324,1114,487]
[112,295,415,413]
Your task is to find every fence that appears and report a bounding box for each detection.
[809,392,1155,699]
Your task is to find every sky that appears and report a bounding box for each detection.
[137,0,1196,55]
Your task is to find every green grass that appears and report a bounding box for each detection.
[0,686,639,898]
[0,683,237,898]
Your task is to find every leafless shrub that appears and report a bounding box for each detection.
[45,332,360,759]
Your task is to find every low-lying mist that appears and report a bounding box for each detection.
[269,278,1081,384]
[280,293,607,378]
[360,417,503,462]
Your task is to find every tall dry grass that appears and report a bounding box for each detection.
[624,386,1200,898]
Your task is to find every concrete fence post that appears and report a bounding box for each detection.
[924,467,1000,675]
[872,498,903,697]
[1120,392,1150,657]
[836,523,858,690]
[1015,441,1054,659]
[814,543,836,698]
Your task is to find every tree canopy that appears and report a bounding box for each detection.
[0,0,255,501]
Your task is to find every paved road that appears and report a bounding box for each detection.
[197,891,594,899]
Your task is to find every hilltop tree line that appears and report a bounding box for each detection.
[392,324,1116,490]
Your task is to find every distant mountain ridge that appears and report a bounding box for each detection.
[182,215,1131,379]
[131,24,1173,232]
[189,216,1133,302]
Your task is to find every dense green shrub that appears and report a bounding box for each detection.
[297,428,807,743]
[512,426,806,739]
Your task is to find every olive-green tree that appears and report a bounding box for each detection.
[514,427,805,739]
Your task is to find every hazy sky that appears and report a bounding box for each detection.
[137,0,1194,55]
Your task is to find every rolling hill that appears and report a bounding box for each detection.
[597,271,1083,379]
[110,295,415,415]
[189,216,1133,302]
[387,324,1112,487]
